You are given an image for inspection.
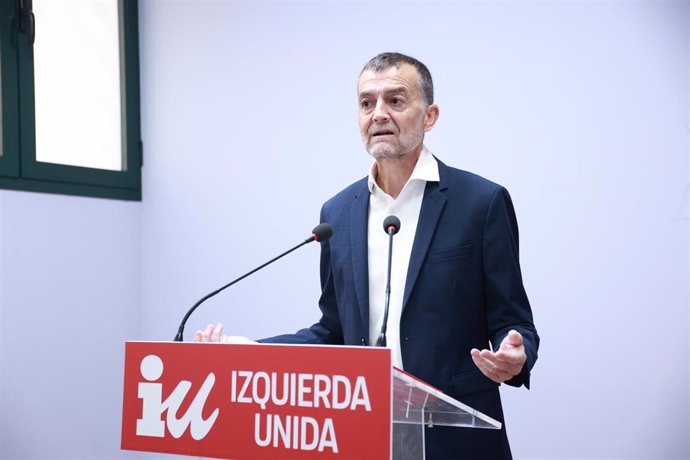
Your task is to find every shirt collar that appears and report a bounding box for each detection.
[367,145,440,194]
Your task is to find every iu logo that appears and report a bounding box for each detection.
[136,354,219,440]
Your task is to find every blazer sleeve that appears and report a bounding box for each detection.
[482,186,539,388]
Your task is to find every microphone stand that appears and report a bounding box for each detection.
[174,224,333,342]
[375,228,395,347]
[375,215,400,347]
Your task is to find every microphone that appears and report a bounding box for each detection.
[173,223,334,342]
[375,215,400,347]
[383,215,401,235]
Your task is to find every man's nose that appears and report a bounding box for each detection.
[372,100,390,123]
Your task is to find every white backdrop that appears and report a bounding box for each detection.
[139,1,689,459]
[0,1,686,459]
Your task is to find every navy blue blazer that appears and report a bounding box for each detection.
[264,159,539,459]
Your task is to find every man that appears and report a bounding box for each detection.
[197,52,539,459]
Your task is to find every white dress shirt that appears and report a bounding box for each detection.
[367,146,440,369]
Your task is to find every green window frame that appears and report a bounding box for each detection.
[0,0,141,201]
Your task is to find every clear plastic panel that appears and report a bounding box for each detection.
[392,367,501,430]
[392,423,424,460]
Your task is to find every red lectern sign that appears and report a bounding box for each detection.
[121,342,392,459]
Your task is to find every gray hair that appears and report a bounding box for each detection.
[361,52,434,105]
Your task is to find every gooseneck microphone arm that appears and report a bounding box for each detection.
[173,223,333,342]
[375,215,401,347]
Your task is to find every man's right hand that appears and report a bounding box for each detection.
[194,323,224,342]
[193,323,256,344]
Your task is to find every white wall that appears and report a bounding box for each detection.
[0,1,687,459]
[139,1,689,459]
[0,191,142,459]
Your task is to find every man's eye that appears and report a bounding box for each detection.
[361,100,371,109]
[390,97,403,106]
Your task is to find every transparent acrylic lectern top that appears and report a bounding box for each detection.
[391,367,501,460]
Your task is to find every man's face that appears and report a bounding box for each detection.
[357,63,438,160]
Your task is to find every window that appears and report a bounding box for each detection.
[0,0,141,200]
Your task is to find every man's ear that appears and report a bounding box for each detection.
[424,104,440,132]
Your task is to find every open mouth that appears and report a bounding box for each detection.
[372,131,395,137]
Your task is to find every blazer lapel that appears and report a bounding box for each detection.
[402,160,448,311]
[350,181,370,336]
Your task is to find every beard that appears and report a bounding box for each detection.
[364,127,424,161]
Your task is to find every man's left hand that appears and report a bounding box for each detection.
[470,330,526,384]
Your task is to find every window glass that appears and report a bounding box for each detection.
[32,0,122,171]
[0,36,4,161]
[0,41,3,159]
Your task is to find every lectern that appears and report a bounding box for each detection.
[121,341,500,459]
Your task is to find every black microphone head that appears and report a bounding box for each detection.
[312,223,334,242]
[383,215,401,235]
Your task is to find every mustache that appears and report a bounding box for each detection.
[369,125,397,135]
